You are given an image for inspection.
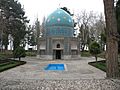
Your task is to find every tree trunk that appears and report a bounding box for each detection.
[81,43,86,52]
[95,55,97,62]
[103,0,119,78]
[19,57,21,61]
[13,38,20,51]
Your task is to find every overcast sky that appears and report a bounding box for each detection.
[19,0,104,24]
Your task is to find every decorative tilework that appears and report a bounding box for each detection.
[47,19,50,22]
[52,16,55,19]
[63,16,66,19]
[45,9,74,37]
[46,9,74,27]
[57,18,61,22]
[69,19,72,22]
[57,11,61,14]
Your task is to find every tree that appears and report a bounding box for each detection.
[76,10,97,51]
[0,2,8,51]
[89,41,101,62]
[100,32,106,51]
[103,0,119,78]
[13,46,26,61]
[116,0,120,53]
[25,25,37,46]
[61,7,73,16]
[25,18,41,51]
[0,0,29,50]
[35,18,40,54]
[91,14,106,42]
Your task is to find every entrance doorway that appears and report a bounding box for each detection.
[56,50,61,59]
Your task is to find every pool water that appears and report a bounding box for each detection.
[45,64,65,71]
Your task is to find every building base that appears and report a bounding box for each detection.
[37,55,81,60]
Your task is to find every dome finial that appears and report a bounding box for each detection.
[58,1,61,9]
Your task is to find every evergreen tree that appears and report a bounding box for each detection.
[0,0,29,50]
[89,41,101,62]
[26,25,36,46]
[61,7,73,16]
[13,46,26,61]
[35,18,40,54]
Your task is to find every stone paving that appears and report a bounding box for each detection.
[0,57,120,90]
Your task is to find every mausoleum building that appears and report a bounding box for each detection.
[37,9,80,59]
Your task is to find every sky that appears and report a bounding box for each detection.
[19,0,104,24]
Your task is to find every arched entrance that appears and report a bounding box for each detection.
[56,50,61,59]
[56,44,61,59]
[53,43,63,59]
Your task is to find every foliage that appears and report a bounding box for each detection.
[60,7,77,36]
[13,46,26,60]
[100,33,106,44]
[35,18,40,45]
[25,25,37,46]
[25,18,40,48]
[98,52,106,58]
[81,51,91,57]
[26,51,36,56]
[0,51,13,60]
[89,60,120,73]
[89,41,101,62]
[0,60,26,72]
[0,0,29,50]
[76,11,105,51]
[100,32,106,51]
[88,60,106,72]
[60,7,73,16]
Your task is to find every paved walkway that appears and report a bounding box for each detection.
[0,57,120,90]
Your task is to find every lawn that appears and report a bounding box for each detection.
[0,50,35,72]
[0,51,26,72]
[0,59,26,72]
[88,59,120,72]
[88,60,106,72]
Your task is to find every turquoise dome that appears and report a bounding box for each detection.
[45,9,74,37]
[46,9,74,27]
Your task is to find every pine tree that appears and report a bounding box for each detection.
[0,0,29,50]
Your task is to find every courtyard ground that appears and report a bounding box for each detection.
[0,57,120,90]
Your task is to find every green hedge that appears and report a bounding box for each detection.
[25,51,36,56]
[81,51,91,57]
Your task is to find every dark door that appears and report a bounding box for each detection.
[56,50,61,59]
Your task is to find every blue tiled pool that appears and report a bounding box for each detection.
[45,64,65,71]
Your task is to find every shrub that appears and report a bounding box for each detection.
[89,41,101,62]
[13,46,26,60]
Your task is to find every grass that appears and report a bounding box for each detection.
[88,59,120,73]
[0,51,26,72]
[0,60,26,72]
[88,60,106,72]
[0,50,36,72]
